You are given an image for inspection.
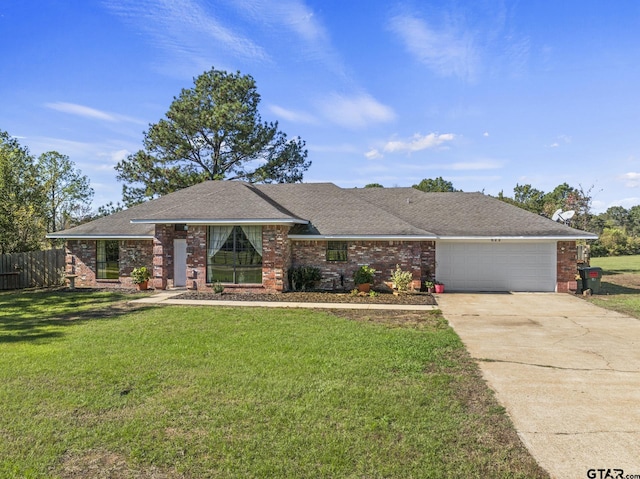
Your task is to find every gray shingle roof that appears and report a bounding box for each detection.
[350,187,595,237]
[254,183,432,236]
[49,181,597,239]
[127,181,305,223]
[47,205,155,238]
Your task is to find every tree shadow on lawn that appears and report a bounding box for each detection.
[0,290,152,345]
[597,281,640,296]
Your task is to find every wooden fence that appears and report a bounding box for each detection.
[0,249,66,290]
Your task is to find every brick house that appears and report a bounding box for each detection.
[47,181,597,293]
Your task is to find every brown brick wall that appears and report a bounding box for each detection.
[65,239,153,289]
[186,225,207,290]
[66,234,572,294]
[290,240,436,291]
[557,240,578,293]
[262,225,291,292]
[153,225,188,289]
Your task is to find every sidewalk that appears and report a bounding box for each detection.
[130,290,439,311]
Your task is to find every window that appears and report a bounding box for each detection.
[326,241,347,262]
[97,240,119,279]
[207,226,262,284]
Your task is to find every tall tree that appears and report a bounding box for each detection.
[412,177,458,192]
[512,183,545,213]
[0,131,46,253]
[37,151,94,232]
[115,67,310,206]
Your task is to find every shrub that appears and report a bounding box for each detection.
[288,266,322,291]
[353,264,376,285]
[212,281,225,294]
[390,264,413,292]
[131,266,151,284]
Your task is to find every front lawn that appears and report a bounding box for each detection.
[589,256,640,317]
[0,290,546,478]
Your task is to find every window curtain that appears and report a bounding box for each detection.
[97,241,106,263]
[241,226,263,256]
[208,226,233,258]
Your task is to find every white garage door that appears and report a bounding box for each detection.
[436,241,557,292]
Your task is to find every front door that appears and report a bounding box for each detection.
[174,239,187,287]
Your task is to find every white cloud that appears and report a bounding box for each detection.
[607,197,640,209]
[268,104,317,124]
[483,131,490,137]
[547,134,571,148]
[365,149,383,160]
[383,133,455,154]
[389,13,478,81]
[104,0,269,67]
[621,172,640,187]
[235,0,327,44]
[45,102,117,122]
[319,93,395,129]
[45,102,145,125]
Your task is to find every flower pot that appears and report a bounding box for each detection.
[434,284,445,294]
[136,281,148,291]
[357,283,371,293]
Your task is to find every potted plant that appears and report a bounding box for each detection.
[424,280,435,293]
[131,266,151,290]
[353,264,376,293]
[390,264,413,294]
[434,281,445,294]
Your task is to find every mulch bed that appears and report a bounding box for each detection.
[174,290,438,306]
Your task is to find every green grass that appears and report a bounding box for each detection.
[0,291,546,478]
[591,255,640,274]
[588,256,640,317]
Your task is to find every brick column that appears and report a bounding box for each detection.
[262,225,291,292]
[186,225,207,290]
[557,241,577,293]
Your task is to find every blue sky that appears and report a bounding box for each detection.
[2,1,640,213]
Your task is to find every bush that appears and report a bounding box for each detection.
[288,266,322,291]
[390,264,413,292]
[131,266,151,284]
[353,264,376,285]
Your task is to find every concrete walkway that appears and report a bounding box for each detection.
[437,293,640,479]
[130,290,439,311]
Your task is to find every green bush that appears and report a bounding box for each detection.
[288,266,322,291]
[353,264,376,285]
[131,266,151,284]
[390,264,413,292]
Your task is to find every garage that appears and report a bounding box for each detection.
[435,241,557,292]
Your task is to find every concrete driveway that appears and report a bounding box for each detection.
[437,293,640,479]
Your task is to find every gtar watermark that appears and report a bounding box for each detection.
[587,469,640,479]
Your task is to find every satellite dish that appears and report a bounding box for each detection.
[552,209,576,224]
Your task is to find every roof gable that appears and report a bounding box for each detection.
[255,183,433,237]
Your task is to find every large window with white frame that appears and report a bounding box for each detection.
[207,226,263,284]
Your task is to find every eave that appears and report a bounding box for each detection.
[438,235,599,241]
[46,234,155,240]
[288,234,437,241]
[130,218,309,226]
